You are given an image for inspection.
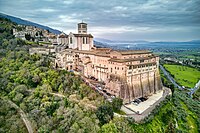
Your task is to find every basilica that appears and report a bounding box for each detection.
[55,22,162,103]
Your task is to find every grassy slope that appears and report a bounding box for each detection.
[164,64,200,88]
[131,96,199,133]
[132,102,172,133]
[180,102,198,133]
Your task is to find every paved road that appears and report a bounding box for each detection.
[188,80,200,97]
[160,65,182,89]
[80,75,112,101]
[2,98,34,133]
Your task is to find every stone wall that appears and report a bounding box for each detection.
[105,69,162,103]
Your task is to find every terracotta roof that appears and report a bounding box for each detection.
[74,34,93,38]
[95,48,112,51]
[118,50,152,55]
[58,34,68,38]
[49,36,57,39]
[84,61,92,65]
[95,52,110,57]
[108,55,156,63]
[96,66,108,69]
[74,50,97,55]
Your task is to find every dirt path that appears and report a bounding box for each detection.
[4,98,34,133]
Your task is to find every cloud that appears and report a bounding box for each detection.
[58,15,80,23]
[113,6,127,11]
[63,0,74,5]
[0,0,200,41]
[37,8,58,13]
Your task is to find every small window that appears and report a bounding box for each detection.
[70,37,73,44]
[140,59,144,63]
[86,37,88,44]
[82,37,85,44]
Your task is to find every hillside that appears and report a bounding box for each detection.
[0,13,61,34]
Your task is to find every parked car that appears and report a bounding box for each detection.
[139,97,147,102]
[90,76,95,80]
[97,87,102,90]
[103,90,107,93]
[111,95,116,98]
[132,101,138,106]
[133,99,141,104]
[106,92,111,96]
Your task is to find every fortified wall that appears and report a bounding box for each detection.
[105,69,162,103]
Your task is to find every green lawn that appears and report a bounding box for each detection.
[163,64,200,88]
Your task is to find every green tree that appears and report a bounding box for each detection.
[165,121,176,133]
[101,123,118,133]
[112,97,123,111]
[25,33,31,41]
[96,104,114,125]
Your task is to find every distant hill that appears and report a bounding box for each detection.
[94,37,200,50]
[93,40,109,48]
[0,13,61,34]
[94,38,114,43]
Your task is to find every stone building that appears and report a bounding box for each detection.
[48,34,57,45]
[57,32,68,45]
[55,22,162,103]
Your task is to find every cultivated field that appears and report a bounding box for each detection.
[163,64,200,88]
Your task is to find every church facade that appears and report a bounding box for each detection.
[68,22,94,50]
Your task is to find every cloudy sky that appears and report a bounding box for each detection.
[0,0,200,41]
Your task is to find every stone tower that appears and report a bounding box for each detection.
[78,22,87,34]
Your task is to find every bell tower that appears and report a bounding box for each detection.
[78,21,87,34]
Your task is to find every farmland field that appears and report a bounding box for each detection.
[163,64,200,88]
